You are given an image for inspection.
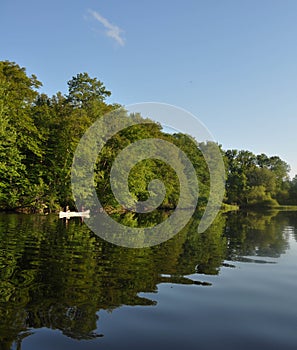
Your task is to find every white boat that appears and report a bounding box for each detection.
[59,210,90,219]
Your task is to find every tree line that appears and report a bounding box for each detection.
[0,60,296,212]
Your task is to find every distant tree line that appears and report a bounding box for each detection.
[225,150,296,207]
[0,60,296,212]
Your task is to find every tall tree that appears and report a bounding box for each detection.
[66,72,111,109]
[0,61,43,210]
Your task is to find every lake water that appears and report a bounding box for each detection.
[1,210,297,350]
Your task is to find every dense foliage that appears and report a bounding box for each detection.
[0,60,296,212]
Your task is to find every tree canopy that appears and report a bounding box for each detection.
[0,60,295,212]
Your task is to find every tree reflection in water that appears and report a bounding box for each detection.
[0,209,293,348]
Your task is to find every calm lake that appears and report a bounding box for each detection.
[1,210,297,350]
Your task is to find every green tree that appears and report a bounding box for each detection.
[225,149,290,207]
[0,61,43,210]
[288,175,297,204]
[66,72,111,109]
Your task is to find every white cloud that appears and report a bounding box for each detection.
[88,9,125,46]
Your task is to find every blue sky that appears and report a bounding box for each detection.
[1,0,297,176]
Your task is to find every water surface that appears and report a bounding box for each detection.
[0,210,297,349]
